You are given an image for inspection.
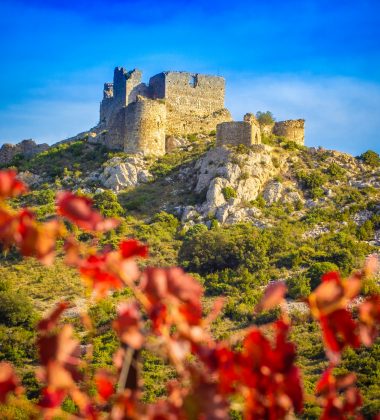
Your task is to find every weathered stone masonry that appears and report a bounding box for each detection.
[91,66,305,155]
[94,67,232,155]
[216,116,305,148]
[216,113,261,147]
[273,119,305,145]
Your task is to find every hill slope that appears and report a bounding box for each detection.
[1,134,379,417]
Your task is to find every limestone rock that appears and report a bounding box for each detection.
[165,136,188,153]
[192,144,286,223]
[17,171,42,187]
[263,182,284,204]
[99,155,152,192]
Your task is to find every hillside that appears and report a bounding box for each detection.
[0,133,379,418]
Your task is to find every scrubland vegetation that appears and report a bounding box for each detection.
[0,138,379,418]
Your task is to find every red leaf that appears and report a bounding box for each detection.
[19,218,64,265]
[38,301,69,332]
[112,302,144,349]
[119,239,148,259]
[37,324,82,388]
[95,370,115,402]
[0,362,21,403]
[38,387,66,408]
[320,309,360,354]
[140,267,203,328]
[0,170,27,199]
[359,294,380,346]
[0,207,22,248]
[79,253,124,296]
[56,191,120,232]
[255,281,286,313]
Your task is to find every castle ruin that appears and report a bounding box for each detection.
[216,113,262,148]
[92,66,305,155]
[0,67,305,165]
[94,67,232,155]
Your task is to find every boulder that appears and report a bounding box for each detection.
[99,155,152,192]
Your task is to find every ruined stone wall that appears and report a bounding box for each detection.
[102,108,126,150]
[216,114,261,148]
[243,113,261,144]
[165,106,232,136]
[149,71,230,135]
[100,83,115,125]
[273,119,305,145]
[216,122,256,147]
[100,68,149,126]
[124,97,166,156]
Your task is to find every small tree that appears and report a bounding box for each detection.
[256,111,275,125]
[358,150,380,168]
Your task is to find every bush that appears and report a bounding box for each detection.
[286,274,311,299]
[297,170,327,198]
[93,190,125,217]
[358,150,380,167]
[222,186,237,200]
[256,111,275,125]
[357,220,375,241]
[326,162,346,180]
[297,170,327,190]
[0,289,36,327]
[307,262,339,290]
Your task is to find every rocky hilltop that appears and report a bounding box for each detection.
[4,132,379,249]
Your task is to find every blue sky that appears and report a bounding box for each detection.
[0,0,379,155]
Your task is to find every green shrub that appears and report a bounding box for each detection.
[307,262,339,290]
[0,289,36,327]
[297,170,327,198]
[297,170,327,190]
[357,220,375,241]
[235,144,250,155]
[256,111,275,125]
[282,141,299,151]
[222,186,237,200]
[94,190,125,217]
[358,150,380,167]
[286,274,311,299]
[326,162,346,180]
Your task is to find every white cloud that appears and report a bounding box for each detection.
[226,75,380,155]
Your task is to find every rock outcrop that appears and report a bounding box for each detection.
[179,144,291,224]
[0,139,49,164]
[98,155,152,192]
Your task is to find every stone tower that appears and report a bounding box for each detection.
[94,67,232,154]
[273,120,305,145]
